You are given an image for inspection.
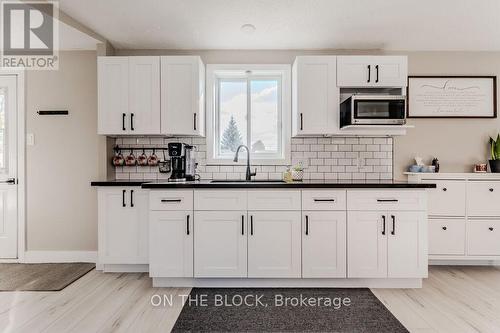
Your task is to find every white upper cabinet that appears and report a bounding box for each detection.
[98,56,161,135]
[292,56,339,136]
[161,56,205,136]
[337,56,408,87]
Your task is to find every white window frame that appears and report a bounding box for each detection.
[206,64,291,166]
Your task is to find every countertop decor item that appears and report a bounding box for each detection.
[408,76,497,118]
[489,134,500,173]
[291,162,304,181]
[431,158,440,173]
[474,163,488,173]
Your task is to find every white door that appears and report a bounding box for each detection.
[293,56,338,136]
[98,188,149,264]
[149,211,193,277]
[248,211,301,278]
[0,76,17,259]
[302,211,347,278]
[387,211,428,278]
[347,211,387,278]
[97,57,129,135]
[129,56,161,135]
[194,211,247,277]
[161,56,205,136]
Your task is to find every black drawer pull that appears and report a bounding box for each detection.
[130,190,134,207]
[161,199,182,203]
[241,215,244,235]
[186,215,190,235]
[391,215,396,235]
[489,227,494,231]
[442,188,447,192]
[300,113,304,130]
[377,199,399,202]
[305,215,309,235]
[130,113,135,131]
[250,216,254,236]
[122,113,126,131]
[375,65,379,83]
[193,113,197,131]
[122,189,126,207]
[382,215,386,235]
[442,226,447,231]
[489,188,494,192]
[367,65,371,83]
[314,199,335,202]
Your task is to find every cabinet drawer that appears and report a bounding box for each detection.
[424,180,465,216]
[467,220,500,256]
[429,219,465,255]
[347,190,426,211]
[302,190,346,211]
[149,190,193,211]
[194,190,247,211]
[467,181,500,217]
[247,190,301,211]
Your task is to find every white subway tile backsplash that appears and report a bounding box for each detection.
[113,136,393,181]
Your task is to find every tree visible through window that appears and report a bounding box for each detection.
[220,115,243,153]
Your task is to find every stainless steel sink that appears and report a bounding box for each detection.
[210,179,285,183]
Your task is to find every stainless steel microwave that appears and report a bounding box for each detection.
[340,94,406,128]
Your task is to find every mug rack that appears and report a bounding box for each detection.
[113,145,167,153]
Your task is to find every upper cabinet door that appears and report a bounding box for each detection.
[337,56,408,87]
[128,57,161,135]
[98,57,129,135]
[292,56,339,136]
[161,56,205,136]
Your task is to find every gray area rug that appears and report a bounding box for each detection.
[172,288,408,332]
[0,263,95,291]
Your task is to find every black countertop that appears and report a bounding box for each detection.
[92,179,435,189]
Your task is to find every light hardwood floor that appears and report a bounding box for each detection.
[0,266,499,332]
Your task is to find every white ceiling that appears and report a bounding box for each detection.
[59,20,100,50]
[58,0,500,51]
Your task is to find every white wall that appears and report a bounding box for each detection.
[26,50,100,251]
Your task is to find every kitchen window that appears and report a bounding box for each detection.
[206,64,291,165]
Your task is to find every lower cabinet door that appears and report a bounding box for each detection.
[347,211,387,278]
[467,220,500,256]
[302,211,347,278]
[387,211,428,278]
[149,211,193,277]
[98,188,149,264]
[194,211,247,277]
[247,211,301,278]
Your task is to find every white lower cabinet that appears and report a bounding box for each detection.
[467,220,500,256]
[149,211,193,277]
[247,211,302,278]
[194,211,247,278]
[348,211,427,278]
[98,188,149,265]
[302,211,347,278]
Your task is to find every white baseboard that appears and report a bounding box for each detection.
[430,259,500,266]
[23,251,97,263]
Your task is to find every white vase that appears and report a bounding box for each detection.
[291,170,304,181]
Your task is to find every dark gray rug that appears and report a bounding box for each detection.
[0,263,95,291]
[172,288,408,332]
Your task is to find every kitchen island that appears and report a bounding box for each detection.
[92,180,435,288]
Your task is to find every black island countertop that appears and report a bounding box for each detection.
[92,179,436,189]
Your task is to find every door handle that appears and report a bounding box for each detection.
[130,190,134,207]
[375,65,379,83]
[122,113,126,131]
[250,215,254,235]
[241,215,244,235]
[300,113,303,131]
[0,178,16,184]
[130,113,135,131]
[313,199,335,202]
[305,215,309,235]
[161,199,182,203]
[382,215,386,235]
[377,199,399,203]
[391,215,396,235]
[186,214,190,235]
[367,65,371,83]
[193,113,197,131]
[122,189,126,207]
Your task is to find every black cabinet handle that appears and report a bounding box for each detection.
[375,65,379,83]
[489,227,494,231]
[442,188,447,192]
[391,215,396,235]
[122,113,126,131]
[305,215,309,235]
[130,190,134,207]
[314,199,335,202]
[442,226,447,231]
[489,188,494,192]
[241,215,244,235]
[377,199,399,202]
[300,113,303,130]
[161,199,182,203]
[250,216,254,236]
[130,113,135,131]
[367,65,371,83]
[122,190,126,207]
[186,215,190,235]
[193,113,197,131]
[382,215,386,235]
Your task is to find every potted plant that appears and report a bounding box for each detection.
[489,134,500,173]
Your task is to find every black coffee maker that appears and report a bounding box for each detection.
[168,143,186,182]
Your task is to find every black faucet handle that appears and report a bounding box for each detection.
[251,168,257,176]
